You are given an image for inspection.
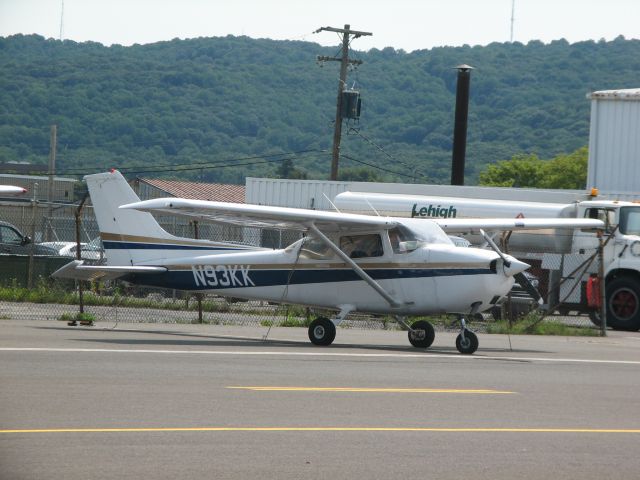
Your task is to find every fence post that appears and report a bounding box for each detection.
[597,230,607,336]
[193,221,203,324]
[27,183,38,289]
[75,193,89,315]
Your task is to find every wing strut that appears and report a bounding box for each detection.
[308,224,403,309]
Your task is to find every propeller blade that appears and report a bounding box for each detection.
[513,272,543,305]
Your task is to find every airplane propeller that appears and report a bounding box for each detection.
[479,229,543,307]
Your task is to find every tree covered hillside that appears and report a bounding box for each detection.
[0,34,638,184]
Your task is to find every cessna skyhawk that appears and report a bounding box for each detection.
[53,171,603,354]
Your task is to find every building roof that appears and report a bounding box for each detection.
[588,88,640,100]
[139,178,245,203]
[0,173,77,183]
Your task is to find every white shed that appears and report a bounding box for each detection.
[587,88,640,200]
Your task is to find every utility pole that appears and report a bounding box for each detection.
[316,24,372,180]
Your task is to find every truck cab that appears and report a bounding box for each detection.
[573,201,640,330]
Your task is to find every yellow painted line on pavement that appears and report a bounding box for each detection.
[2,427,640,434]
[227,386,516,394]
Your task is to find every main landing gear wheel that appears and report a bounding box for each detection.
[308,317,336,346]
[456,330,478,355]
[408,320,435,349]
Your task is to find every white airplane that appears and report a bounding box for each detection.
[0,185,27,196]
[53,171,603,354]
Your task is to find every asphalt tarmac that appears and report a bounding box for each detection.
[2,320,640,480]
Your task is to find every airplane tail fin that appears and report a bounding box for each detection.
[86,170,247,265]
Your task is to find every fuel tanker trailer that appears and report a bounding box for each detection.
[334,190,640,331]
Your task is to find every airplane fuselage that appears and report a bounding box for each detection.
[125,244,512,315]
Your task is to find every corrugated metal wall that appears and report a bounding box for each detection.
[0,175,77,203]
[246,178,592,210]
[587,90,640,200]
[246,178,353,210]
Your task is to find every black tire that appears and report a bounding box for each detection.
[456,330,478,355]
[308,317,336,346]
[408,320,435,349]
[588,310,602,327]
[606,276,640,331]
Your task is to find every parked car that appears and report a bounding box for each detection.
[0,221,59,255]
[39,238,104,261]
[491,271,540,320]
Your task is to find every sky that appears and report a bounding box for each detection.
[0,0,638,52]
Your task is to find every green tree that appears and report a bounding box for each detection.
[478,154,544,187]
[276,158,308,179]
[479,147,588,189]
[539,147,588,189]
[338,167,383,182]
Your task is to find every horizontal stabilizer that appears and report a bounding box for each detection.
[52,260,167,281]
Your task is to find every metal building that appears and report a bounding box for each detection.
[246,178,352,209]
[245,177,593,211]
[587,88,640,200]
[0,174,77,203]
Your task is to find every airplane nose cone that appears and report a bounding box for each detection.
[503,257,530,277]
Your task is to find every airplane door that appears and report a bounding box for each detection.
[386,228,434,309]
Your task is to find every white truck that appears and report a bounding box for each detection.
[334,189,640,331]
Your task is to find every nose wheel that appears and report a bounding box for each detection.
[456,330,478,354]
[455,316,478,354]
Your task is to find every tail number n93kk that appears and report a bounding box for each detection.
[192,265,255,288]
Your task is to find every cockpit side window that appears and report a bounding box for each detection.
[339,234,383,259]
[388,225,422,254]
[297,236,334,260]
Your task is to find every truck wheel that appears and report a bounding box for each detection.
[606,276,640,331]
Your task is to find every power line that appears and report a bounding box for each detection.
[347,128,431,182]
[341,154,428,182]
[54,149,328,177]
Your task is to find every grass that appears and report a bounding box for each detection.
[487,313,599,336]
[1,281,600,337]
[0,282,251,314]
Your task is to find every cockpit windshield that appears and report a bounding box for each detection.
[388,222,453,254]
[619,207,640,236]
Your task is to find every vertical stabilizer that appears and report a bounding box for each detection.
[86,170,247,265]
[86,171,175,265]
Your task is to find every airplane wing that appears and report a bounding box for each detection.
[120,198,399,233]
[434,217,604,233]
[0,185,27,196]
[52,260,167,281]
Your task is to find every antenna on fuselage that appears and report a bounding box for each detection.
[323,193,342,213]
[364,198,381,217]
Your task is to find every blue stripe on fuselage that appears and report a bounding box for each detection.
[103,241,246,251]
[127,267,493,291]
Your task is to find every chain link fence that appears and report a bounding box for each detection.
[0,199,605,333]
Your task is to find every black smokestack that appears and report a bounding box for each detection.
[450,64,473,186]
